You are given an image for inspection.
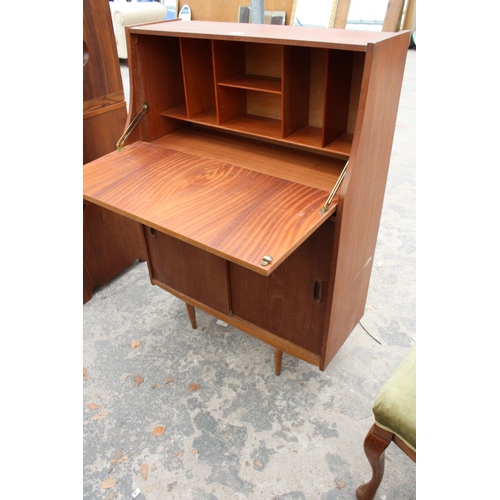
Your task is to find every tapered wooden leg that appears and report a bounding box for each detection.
[186,303,197,329]
[356,424,393,500]
[274,348,283,376]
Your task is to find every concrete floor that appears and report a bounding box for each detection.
[83,48,416,500]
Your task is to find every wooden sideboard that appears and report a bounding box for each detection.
[83,20,410,373]
[83,0,147,303]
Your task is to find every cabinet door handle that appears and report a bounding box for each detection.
[313,280,324,303]
[149,228,156,238]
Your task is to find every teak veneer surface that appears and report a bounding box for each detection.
[130,20,399,51]
[152,127,345,191]
[83,141,333,275]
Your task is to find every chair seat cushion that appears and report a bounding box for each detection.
[372,344,416,452]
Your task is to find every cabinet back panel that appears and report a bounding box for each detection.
[247,91,282,120]
[213,40,246,81]
[309,49,328,129]
[323,50,354,146]
[347,53,365,134]
[216,86,246,123]
[245,43,282,78]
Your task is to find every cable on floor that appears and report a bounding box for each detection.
[359,321,382,345]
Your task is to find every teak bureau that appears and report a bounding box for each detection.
[83,20,410,374]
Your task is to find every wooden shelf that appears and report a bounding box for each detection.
[323,133,353,157]
[285,126,324,149]
[218,75,282,94]
[222,113,283,140]
[162,106,218,126]
[162,105,188,120]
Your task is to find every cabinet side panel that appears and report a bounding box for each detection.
[83,201,147,303]
[83,104,127,164]
[321,33,410,370]
[230,219,334,355]
[83,0,123,102]
[83,0,147,304]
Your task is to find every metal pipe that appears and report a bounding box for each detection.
[251,0,264,24]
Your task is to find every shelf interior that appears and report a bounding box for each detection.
[131,34,361,160]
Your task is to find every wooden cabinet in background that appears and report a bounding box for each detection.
[83,0,146,303]
[83,21,410,373]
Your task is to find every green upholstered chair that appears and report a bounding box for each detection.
[356,344,416,500]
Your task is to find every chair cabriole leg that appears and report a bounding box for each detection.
[356,424,392,500]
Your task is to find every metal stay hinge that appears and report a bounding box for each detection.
[261,255,273,266]
[319,160,349,213]
[116,102,149,151]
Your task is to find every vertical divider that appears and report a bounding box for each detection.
[212,40,246,124]
[282,45,311,139]
[322,50,354,147]
[179,38,216,119]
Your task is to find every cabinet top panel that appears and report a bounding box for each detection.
[129,20,406,52]
[83,141,335,276]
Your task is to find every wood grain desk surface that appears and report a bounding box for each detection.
[83,140,336,275]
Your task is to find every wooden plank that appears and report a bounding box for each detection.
[333,0,351,29]
[402,0,416,32]
[382,0,405,32]
[83,141,335,276]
